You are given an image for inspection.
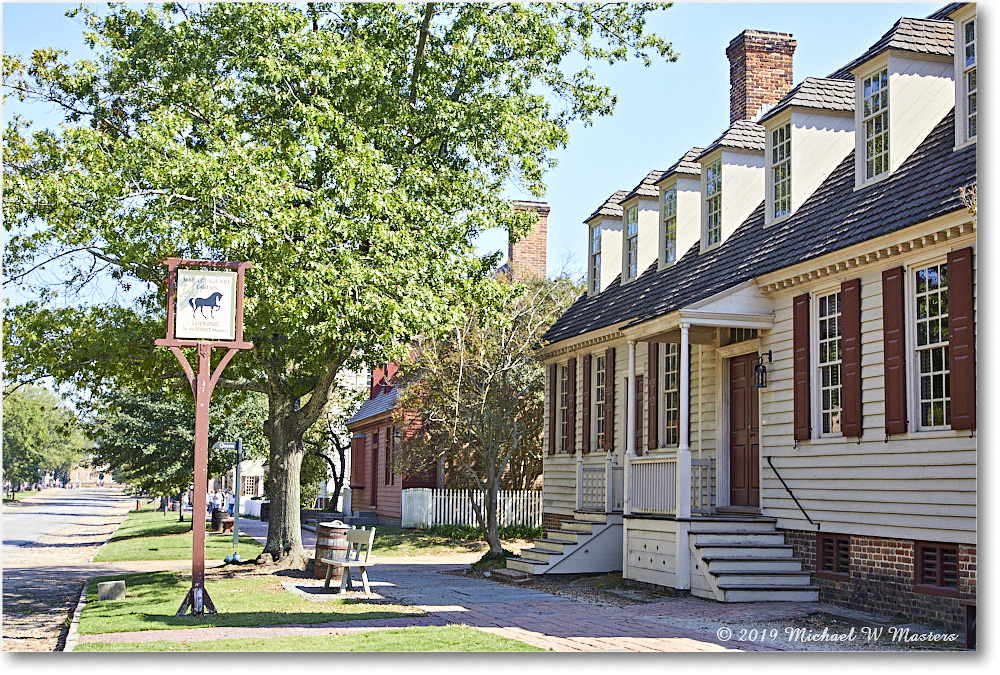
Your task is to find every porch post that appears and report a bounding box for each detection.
[676,322,692,589]
[623,339,636,516]
[605,452,614,513]
[576,450,583,510]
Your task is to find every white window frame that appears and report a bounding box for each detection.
[661,342,680,447]
[662,185,678,265]
[589,223,601,294]
[704,160,722,248]
[625,205,639,279]
[811,289,843,438]
[860,66,890,182]
[770,122,792,221]
[963,17,977,143]
[594,354,606,449]
[907,258,951,431]
[558,364,569,451]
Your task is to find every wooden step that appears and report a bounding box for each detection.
[560,520,596,533]
[573,510,609,524]
[520,547,563,564]
[546,528,583,543]
[530,538,570,553]
[506,558,548,574]
[713,571,813,587]
[702,556,805,573]
[691,531,786,546]
[718,584,820,603]
[694,543,795,558]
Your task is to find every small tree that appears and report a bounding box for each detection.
[303,380,366,513]
[394,274,581,553]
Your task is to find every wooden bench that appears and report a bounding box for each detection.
[322,527,376,594]
[221,518,235,534]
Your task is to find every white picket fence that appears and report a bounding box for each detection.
[401,488,541,529]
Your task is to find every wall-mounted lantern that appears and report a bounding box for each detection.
[754,350,773,389]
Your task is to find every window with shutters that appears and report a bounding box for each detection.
[817,292,843,436]
[558,364,569,451]
[817,534,850,580]
[705,161,722,247]
[625,206,639,279]
[862,68,889,180]
[662,185,677,264]
[914,262,950,429]
[662,343,680,446]
[594,355,606,449]
[589,223,601,293]
[915,542,959,597]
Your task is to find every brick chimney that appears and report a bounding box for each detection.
[508,201,549,280]
[726,30,796,124]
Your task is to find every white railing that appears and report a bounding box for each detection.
[401,488,541,529]
[610,464,624,512]
[691,458,713,514]
[629,456,677,515]
[580,466,606,510]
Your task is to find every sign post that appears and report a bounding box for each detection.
[156,258,253,617]
[215,440,244,549]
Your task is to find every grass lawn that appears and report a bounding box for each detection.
[79,572,421,634]
[74,625,545,651]
[371,525,539,557]
[3,490,40,503]
[92,507,263,562]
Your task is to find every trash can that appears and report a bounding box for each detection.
[260,501,270,522]
[314,521,350,580]
[211,508,225,532]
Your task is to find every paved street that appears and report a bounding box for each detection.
[2,488,134,651]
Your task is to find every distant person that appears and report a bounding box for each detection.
[226,491,235,516]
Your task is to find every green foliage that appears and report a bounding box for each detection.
[2,385,89,488]
[4,2,673,559]
[469,548,518,575]
[85,388,267,496]
[298,451,328,510]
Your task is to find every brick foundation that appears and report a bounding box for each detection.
[542,511,566,532]
[783,529,975,632]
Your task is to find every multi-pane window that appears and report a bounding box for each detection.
[818,292,842,435]
[915,542,959,595]
[662,343,679,446]
[594,355,606,448]
[558,364,569,451]
[626,206,639,278]
[818,534,851,579]
[589,224,601,293]
[915,263,950,428]
[705,161,722,246]
[863,69,889,179]
[662,186,677,264]
[964,18,977,140]
[772,122,792,218]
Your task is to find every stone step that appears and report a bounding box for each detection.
[694,543,795,558]
[702,556,805,573]
[713,571,814,587]
[690,531,786,546]
[719,585,820,603]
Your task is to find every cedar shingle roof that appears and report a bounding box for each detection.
[696,121,766,161]
[622,170,666,202]
[585,190,630,223]
[828,17,955,79]
[544,109,974,346]
[347,388,398,427]
[654,148,705,185]
[757,78,855,124]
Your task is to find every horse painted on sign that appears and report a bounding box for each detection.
[190,292,224,318]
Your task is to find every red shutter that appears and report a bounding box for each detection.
[634,374,644,456]
[350,435,365,488]
[841,278,863,437]
[548,363,558,455]
[581,354,592,453]
[566,357,577,453]
[793,293,812,441]
[603,347,615,453]
[882,266,908,435]
[647,342,659,451]
[948,247,976,430]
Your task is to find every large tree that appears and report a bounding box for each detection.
[394,274,582,554]
[3,2,674,566]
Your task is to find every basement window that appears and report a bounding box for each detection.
[915,542,959,597]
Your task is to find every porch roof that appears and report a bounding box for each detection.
[347,388,398,428]
[543,109,974,347]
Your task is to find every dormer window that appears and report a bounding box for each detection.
[963,18,976,140]
[863,68,889,180]
[625,205,639,278]
[662,186,677,264]
[705,161,722,246]
[772,122,791,218]
[589,223,601,293]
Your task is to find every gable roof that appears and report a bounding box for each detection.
[585,190,630,223]
[622,170,666,202]
[347,387,398,427]
[757,77,855,124]
[696,120,766,161]
[827,17,954,79]
[544,109,974,346]
[654,147,705,185]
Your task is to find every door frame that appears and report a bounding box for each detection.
[715,337,763,510]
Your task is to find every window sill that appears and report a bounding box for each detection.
[853,171,892,192]
[914,583,960,599]
[954,137,977,152]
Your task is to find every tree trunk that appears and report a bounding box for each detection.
[484,474,502,554]
[260,396,309,569]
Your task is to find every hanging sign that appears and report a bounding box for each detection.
[175,269,238,341]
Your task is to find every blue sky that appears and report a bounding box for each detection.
[2,1,944,281]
